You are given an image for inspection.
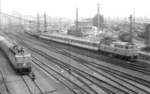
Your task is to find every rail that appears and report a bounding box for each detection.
[0,70,10,94]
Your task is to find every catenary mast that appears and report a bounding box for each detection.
[97,3,100,32]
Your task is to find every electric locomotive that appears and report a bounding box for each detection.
[0,36,32,75]
[98,41,139,60]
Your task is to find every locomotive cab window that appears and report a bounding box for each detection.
[9,48,16,55]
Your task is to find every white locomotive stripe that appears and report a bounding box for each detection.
[15,54,31,57]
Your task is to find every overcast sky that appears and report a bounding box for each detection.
[2,0,150,19]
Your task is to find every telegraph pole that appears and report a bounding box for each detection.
[0,0,2,31]
[76,7,78,32]
[133,9,135,27]
[129,14,133,43]
[133,9,135,38]
[97,3,100,32]
[44,12,47,32]
[29,20,32,31]
[145,24,150,47]
[37,14,40,33]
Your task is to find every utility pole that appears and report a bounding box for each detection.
[76,7,78,32]
[37,14,40,33]
[133,9,135,26]
[97,3,100,32]
[44,12,47,32]
[29,20,32,31]
[133,9,135,37]
[129,14,133,44]
[0,0,1,31]
[145,24,150,47]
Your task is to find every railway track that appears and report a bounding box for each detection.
[42,40,150,75]
[31,47,150,94]
[32,57,92,94]
[46,46,150,93]
[31,53,123,94]
[7,32,150,93]
[19,33,150,76]
[28,45,139,94]
[21,76,33,94]
[9,33,119,94]
[83,63,150,94]
[21,75,43,94]
[22,37,150,93]
[20,32,150,75]
[48,39,150,74]
[84,62,150,93]
[0,70,10,94]
[32,54,123,94]
[48,41,150,75]
[3,33,83,94]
